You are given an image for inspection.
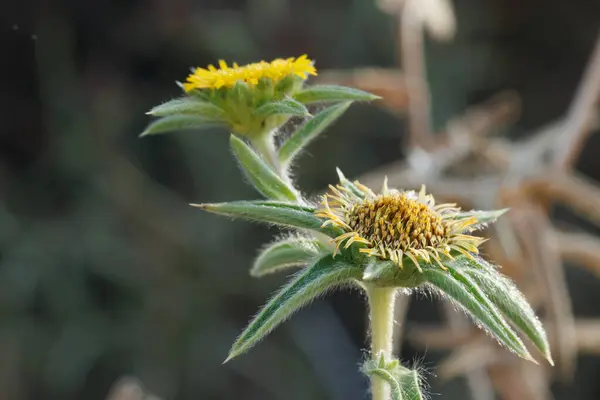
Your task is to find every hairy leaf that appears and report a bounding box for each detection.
[226,255,361,361]
[464,264,553,364]
[364,366,402,400]
[363,261,395,282]
[363,260,426,288]
[362,355,426,400]
[192,200,340,237]
[398,369,425,400]
[140,115,218,136]
[279,102,352,166]
[251,237,321,277]
[294,85,380,104]
[422,266,533,361]
[230,135,299,202]
[450,209,509,231]
[146,98,226,119]
[254,97,310,118]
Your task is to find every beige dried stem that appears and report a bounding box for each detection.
[105,377,161,400]
[416,36,599,398]
[319,0,600,395]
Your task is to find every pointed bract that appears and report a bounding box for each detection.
[335,168,367,199]
[450,209,509,231]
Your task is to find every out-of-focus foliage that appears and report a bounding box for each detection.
[1,0,600,399]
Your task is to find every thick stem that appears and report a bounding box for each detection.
[366,285,397,400]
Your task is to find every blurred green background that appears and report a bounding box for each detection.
[2,0,600,399]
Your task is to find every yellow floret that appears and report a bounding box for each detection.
[183,55,317,92]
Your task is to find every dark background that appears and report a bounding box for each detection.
[1,1,600,399]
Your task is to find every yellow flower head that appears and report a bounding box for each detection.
[315,179,485,271]
[183,55,317,92]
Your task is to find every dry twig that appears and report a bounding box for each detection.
[320,8,600,398]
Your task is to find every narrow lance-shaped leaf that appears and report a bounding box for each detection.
[279,102,352,166]
[230,135,299,202]
[294,85,381,104]
[449,209,509,231]
[443,264,534,361]
[191,200,341,237]
[422,266,533,361]
[254,97,310,118]
[461,260,553,364]
[251,236,321,277]
[225,255,362,362]
[140,115,218,136]
[146,97,226,119]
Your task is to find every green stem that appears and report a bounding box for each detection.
[366,285,397,400]
[251,134,279,173]
[250,133,304,204]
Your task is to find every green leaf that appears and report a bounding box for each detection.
[363,261,395,281]
[363,365,403,400]
[294,85,381,104]
[251,236,321,277]
[254,97,310,118]
[146,97,226,119]
[450,209,509,231]
[362,355,426,400]
[278,102,352,166]
[363,260,426,288]
[226,255,361,361]
[192,200,340,237]
[188,89,212,102]
[422,266,533,361]
[398,369,425,400]
[230,135,299,202]
[249,200,316,213]
[336,167,367,199]
[140,116,218,136]
[463,263,553,364]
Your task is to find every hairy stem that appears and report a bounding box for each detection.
[366,285,397,400]
[251,134,279,172]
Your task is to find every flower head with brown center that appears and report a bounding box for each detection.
[315,178,485,271]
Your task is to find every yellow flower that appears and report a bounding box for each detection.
[183,55,317,92]
[315,180,485,271]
